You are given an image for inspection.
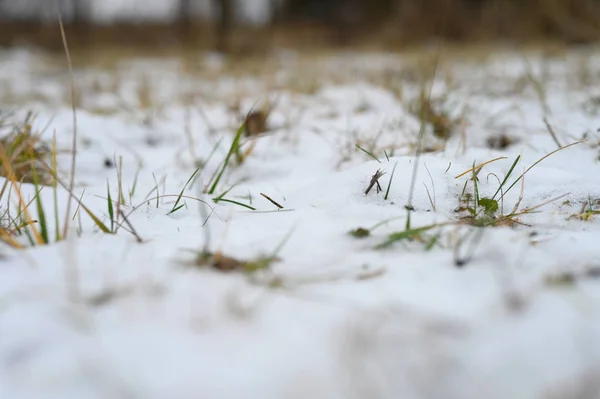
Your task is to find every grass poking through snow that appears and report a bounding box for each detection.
[207,120,246,195]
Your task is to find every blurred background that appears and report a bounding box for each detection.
[1,0,600,53]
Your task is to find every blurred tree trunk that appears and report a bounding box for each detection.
[269,0,279,27]
[213,0,233,52]
[536,0,600,43]
[334,0,361,45]
[71,0,90,45]
[71,0,89,24]
[178,0,193,42]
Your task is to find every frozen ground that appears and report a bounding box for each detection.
[1,46,600,398]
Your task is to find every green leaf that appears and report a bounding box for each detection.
[479,198,499,214]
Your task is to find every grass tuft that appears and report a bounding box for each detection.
[0,113,53,185]
[192,225,296,274]
[454,141,582,228]
[569,196,600,221]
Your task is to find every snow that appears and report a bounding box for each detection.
[1,46,600,398]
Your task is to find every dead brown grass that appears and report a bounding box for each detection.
[0,112,53,185]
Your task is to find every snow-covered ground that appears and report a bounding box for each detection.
[1,46,600,398]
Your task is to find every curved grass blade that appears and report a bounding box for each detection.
[499,141,584,201]
[214,198,256,210]
[169,165,203,215]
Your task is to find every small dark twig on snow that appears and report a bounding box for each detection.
[365,169,386,195]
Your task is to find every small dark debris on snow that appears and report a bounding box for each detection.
[349,227,370,238]
[584,266,600,279]
[545,272,577,286]
[545,265,600,287]
[81,137,93,148]
[260,192,283,209]
[365,169,385,195]
[145,136,160,147]
[244,110,268,136]
[86,286,134,307]
[486,134,519,150]
[356,266,386,280]
[212,253,244,272]
[193,250,279,273]
[194,251,243,272]
[103,157,114,168]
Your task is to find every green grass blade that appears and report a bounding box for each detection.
[129,164,140,202]
[169,165,203,214]
[375,224,440,250]
[32,166,48,244]
[500,141,583,200]
[106,179,114,232]
[81,202,111,234]
[355,144,381,163]
[213,198,256,210]
[72,189,85,221]
[384,161,398,200]
[208,121,246,195]
[491,155,520,201]
[213,182,239,203]
[151,173,160,208]
[119,184,125,205]
[170,204,186,213]
[33,189,48,244]
[472,161,479,216]
[424,233,440,251]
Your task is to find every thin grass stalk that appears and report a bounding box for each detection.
[58,14,78,239]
